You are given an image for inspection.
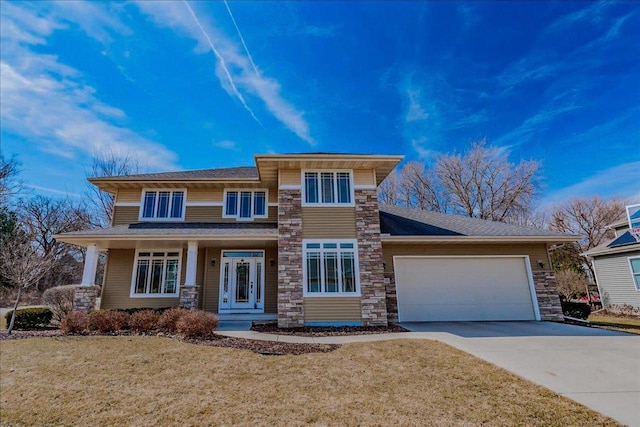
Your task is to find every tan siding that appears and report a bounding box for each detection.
[185,206,277,223]
[203,248,220,312]
[264,246,278,313]
[187,189,222,203]
[382,243,551,273]
[594,251,640,308]
[302,207,357,238]
[304,297,362,322]
[101,249,180,309]
[280,169,301,186]
[112,206,139,225]
[116,189,142,203]
[353,169,375,186]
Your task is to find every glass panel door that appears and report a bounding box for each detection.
[230,259,254,309]
[219,250,266,312]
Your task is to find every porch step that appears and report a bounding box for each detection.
[217,313,277,321]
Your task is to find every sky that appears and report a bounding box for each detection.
[1,1,638,207]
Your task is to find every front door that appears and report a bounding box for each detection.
[219,251,265,313]
[230,258,254,309]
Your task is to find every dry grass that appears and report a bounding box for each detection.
[589,314,640,335]
[0,337,618,426]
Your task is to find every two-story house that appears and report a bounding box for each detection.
[57,153,576,327]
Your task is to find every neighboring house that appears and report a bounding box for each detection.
[583,206,640,309]
[56,153,576,327]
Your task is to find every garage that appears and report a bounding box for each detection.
[394,256,540,322]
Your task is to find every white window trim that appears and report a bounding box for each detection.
[302,238,361,297]
[130,249,182,298]
[222,189,269,222]
[138,188,187,222]
[301,169,355,207]
[628,256,640,291]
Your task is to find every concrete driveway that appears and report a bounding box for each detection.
[401,321,640,427]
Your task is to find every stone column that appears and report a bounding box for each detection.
[355,189,388,326]
[384,271,398,323]
[532,270,564,321]
[277,188,304,328]
[179,241,199,309]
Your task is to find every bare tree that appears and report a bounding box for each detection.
[398,161,446,211]
[436,140,540,222]
[0,154,22,205]
[85,152,140,227]
[17,196,92,289]
[378,170,398,205]
[0,230,55,334]
[549,196,626,279]
[555,269,590,301]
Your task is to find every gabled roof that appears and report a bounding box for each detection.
[379,205,579,243]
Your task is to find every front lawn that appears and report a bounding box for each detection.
[0,337,618,426]
[588,314,640,335]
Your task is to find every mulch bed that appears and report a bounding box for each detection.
[0,329,339,355]
[251,322,409,336]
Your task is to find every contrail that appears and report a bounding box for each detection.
[183,0,263,127]
[223,0,259,76]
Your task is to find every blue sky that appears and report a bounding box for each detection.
[1,1,638,207]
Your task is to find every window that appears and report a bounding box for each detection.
[131,251,181,297]
[629,257,640,290]
[141,190,184,220]
[303,171,352,205]
[224,190,267,220]
[303,240,359,295]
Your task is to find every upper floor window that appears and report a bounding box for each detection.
[224,190,267,220]
[141,190,185,220]
[303,171,353,206]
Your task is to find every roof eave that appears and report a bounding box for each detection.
[381,235,580,244]
[582,243,640,258]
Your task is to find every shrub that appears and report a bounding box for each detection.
[60,311,89,334]
[561,301,591,320]
[176,310,219,339]
[4,307,53,330]
[129,310,160,333]
[88,310,130,333]
[158,307,189,333]
[42,285,76,322]
[116,307,172,315]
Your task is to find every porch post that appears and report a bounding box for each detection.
[74,243,100,313]
[185,241,198,287]
[180,241,199,309]
[81,243,100,286]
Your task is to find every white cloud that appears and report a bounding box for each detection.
[135,1,315,145]
[541,162,640,208]
[0,2,178,171]
[213,140,237,150]
[405,88,429,122]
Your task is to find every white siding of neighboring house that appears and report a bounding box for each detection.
[594,250,640,308]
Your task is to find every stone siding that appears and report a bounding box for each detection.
[179,286,199,310]
[277,189,304,328]
[355,189,388,326]
[532,270,564,321]
[384,272,398,323]
[73,285,100,313]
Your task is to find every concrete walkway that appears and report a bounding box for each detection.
[217,321,640,426]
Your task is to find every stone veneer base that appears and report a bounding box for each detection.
[72,285,100,313]
[179,286,200,310]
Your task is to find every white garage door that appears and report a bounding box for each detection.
[394,256,539,322]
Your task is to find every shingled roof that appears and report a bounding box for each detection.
[88,166,259,181]
[379,205,575,238]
